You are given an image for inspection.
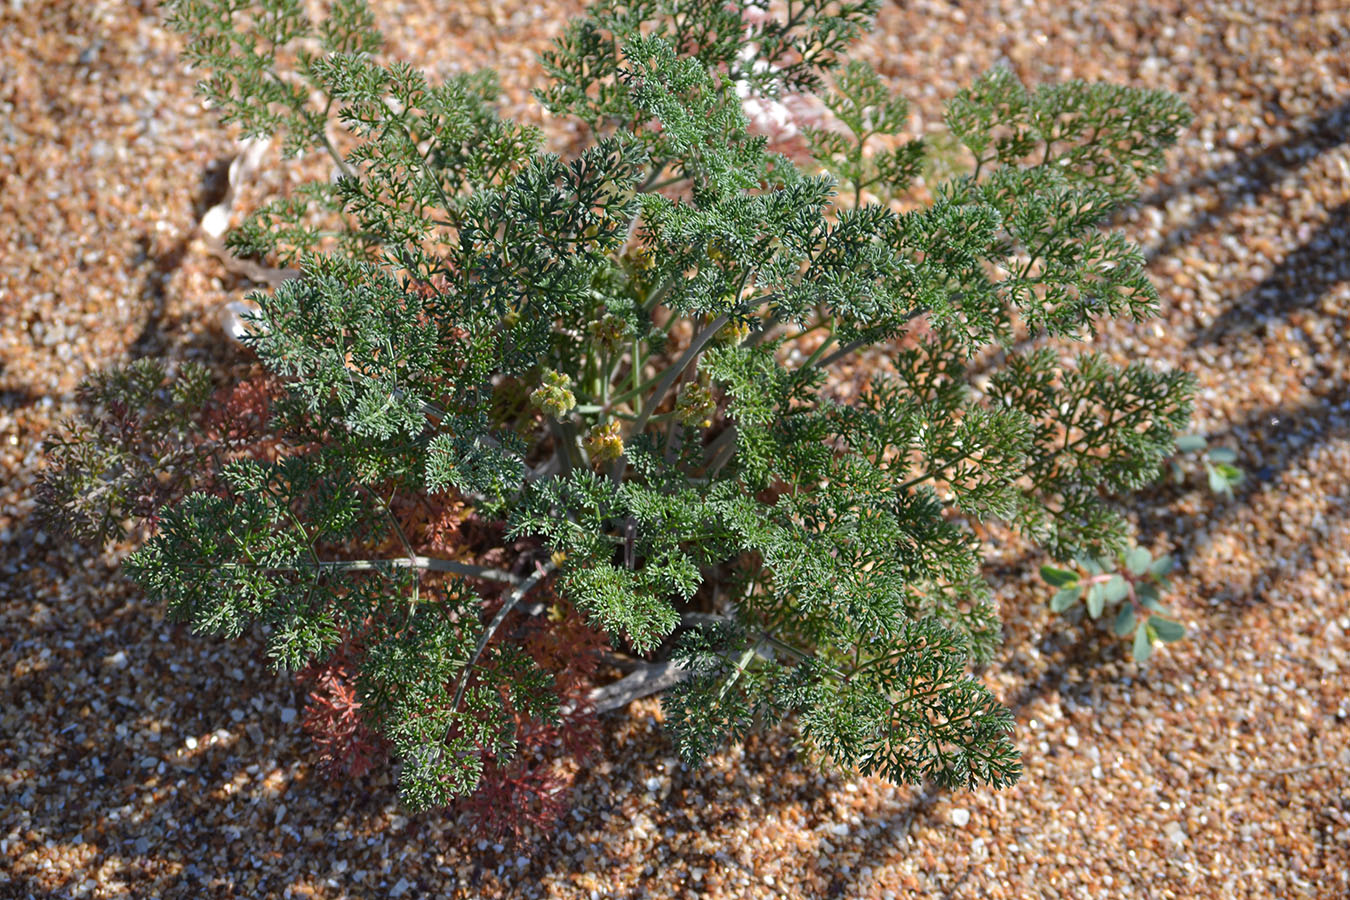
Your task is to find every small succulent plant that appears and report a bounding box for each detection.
[1172,433,1244,496]
[1041,547,1186,663]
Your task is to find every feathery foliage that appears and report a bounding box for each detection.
[40,0,1194,815]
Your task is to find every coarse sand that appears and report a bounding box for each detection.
[1,1,1347,897]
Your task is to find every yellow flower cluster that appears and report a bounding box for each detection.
[584,420,624,462]
[530,370,576,420]
[715,319,750,346]
[675,381,717,429]
[587,312,631,355]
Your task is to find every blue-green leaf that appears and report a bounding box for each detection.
[1124,546,1152,576]
[1149,616,1185,643]
[1206,462,1231,495]
[1114,604,1136,637]
[1051,587,1082,612]
[1040,564,1079,588]
[1086,583,1105,618]
[1132,623,1153,663]
[1174,434,1207,453]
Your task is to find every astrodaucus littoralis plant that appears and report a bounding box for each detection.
[38,0,1196,813]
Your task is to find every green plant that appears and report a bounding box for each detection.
[39,0,1196,813]
[1040,547,1186,663]
[1172,433,1245,496]
[1034,430,1243,661]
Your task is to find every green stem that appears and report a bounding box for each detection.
[638,157,675,192]
[703,425,739,478]
[758,631,847,680]
[779,319,833,344]
[550,420,577,476]
[799,323,837,369]
[898,446,979,493]
[602,368,665,411]
[716,644,760,704]
[643,275,678,315]
[813,306,930,370]
[630,334,643,397]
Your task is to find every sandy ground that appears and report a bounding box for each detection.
[2,0,1348,897]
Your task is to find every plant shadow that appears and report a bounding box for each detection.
[1187,200,1350,349]
[1132,99,1350,266]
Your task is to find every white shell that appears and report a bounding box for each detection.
[220,299,265,345]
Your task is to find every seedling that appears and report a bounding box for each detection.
[1171,433,1244,496]
[1041,547,1186,663]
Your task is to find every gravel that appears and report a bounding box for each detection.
[2,0,1348,897]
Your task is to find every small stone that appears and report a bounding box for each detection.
[950,808,971,827]
[279,707,297,724]
[1164,821,1187,846]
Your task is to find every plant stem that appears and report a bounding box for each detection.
[447,559,558,723]
[316,557,524,583]
[799,321,837,368]
[611,312,729,482]
[812,306,931,369]
[180,555,526,584]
